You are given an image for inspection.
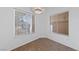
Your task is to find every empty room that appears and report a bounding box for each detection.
[0,7,79,51]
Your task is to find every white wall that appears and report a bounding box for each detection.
[0,7,48,50]
[46,7,79,50]
[0,7,79,50]
[0,7,13,50]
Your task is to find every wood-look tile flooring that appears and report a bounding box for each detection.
[12,38,76,51]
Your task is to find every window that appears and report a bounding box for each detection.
[15,10,35,35]
[50,12,69,35]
